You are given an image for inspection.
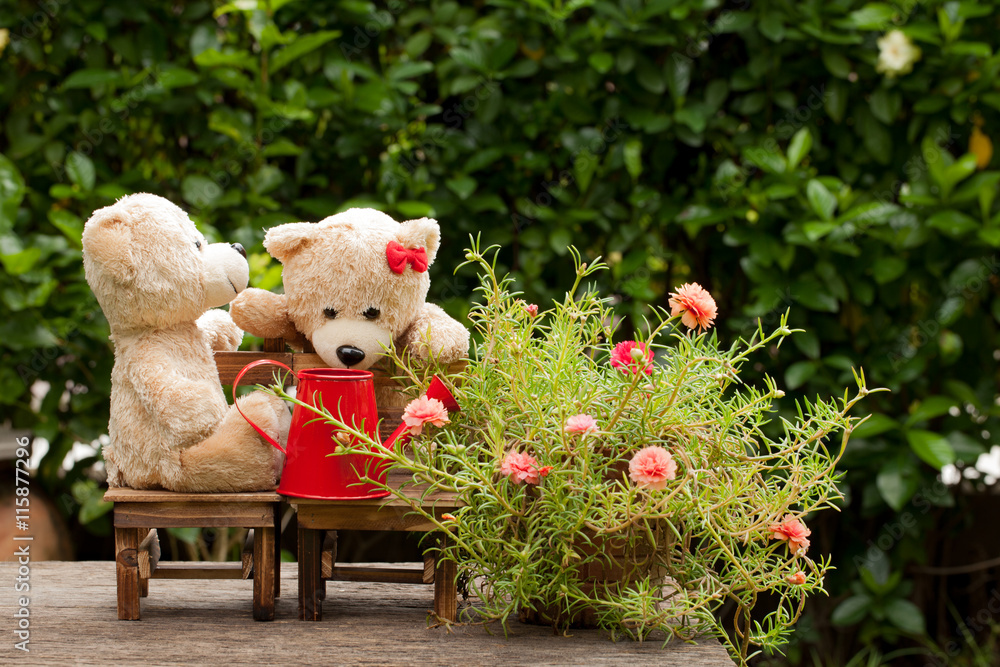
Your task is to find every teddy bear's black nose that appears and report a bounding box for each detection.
[231,242,246,258]
[336,346,366,367]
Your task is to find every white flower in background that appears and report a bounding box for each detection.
[975,445,1000,481]
[876,30,921,78]
[940,463,961,486]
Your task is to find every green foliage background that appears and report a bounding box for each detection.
[2,0,999,661]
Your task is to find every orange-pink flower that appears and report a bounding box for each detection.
[610,340,654,375]
[669,282,718,330]
[628,446,677,490]
[524,303,539,317]
[787,571,807,585]
[402,395,450,435]
[768,515,812,554]
[500,451,552,485]
[564,414,598,434]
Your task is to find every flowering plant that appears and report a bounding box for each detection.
[307,241,878,664]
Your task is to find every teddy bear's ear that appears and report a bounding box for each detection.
[398,218,440,265]
[82,205,136,282]
[264,222,315,262]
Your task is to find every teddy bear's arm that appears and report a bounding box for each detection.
[196,309,243,352]
[396,303,470,364]
[123,342,228,443]
[229,288,308,350]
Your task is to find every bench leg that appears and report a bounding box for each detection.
[138,575,149,598]
[434,535,457,622]
[298,527,323,621]
[114,526,141,621]
[253,526,276,621]
[273,506,282,599]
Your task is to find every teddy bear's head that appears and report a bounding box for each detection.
[83,193,250,333]
[264,208,440,370]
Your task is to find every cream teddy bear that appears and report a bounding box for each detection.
[83,193,288,492]
[229,208,469,371]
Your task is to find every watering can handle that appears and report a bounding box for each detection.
[233,359,295,454]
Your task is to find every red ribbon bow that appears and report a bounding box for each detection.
[386,241,429,274]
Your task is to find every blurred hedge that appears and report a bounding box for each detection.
[3,0,1000,661]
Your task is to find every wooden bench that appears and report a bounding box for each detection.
[104,488,282,621]
[291,471,462,622]
[106,337,461,622]
[104,338,296,621]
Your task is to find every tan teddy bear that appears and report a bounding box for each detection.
[229,208,469,371]
[83,193,288,492]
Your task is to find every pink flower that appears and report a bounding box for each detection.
[768,515,812,554]
[628,446,677,490]
[500,451,552,485]
[610,340,654,376]
[402,395,450,435]
[669,282,718,330]
[524,303,539,317]
[564,414,598,434]
[787,571,807,586]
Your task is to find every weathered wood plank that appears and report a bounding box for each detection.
[273,507,282,599]
[103,488,281,503]
[215,351,294,386]
[114,502,275,528]
[290,472,460,534]
[137,528,160,580]
[1,562,734,665]
[151,563,244,579]
[253,527,276,621]
[422,553,435,585]
[327,566,425,585]
[295,504,447,532]
[434,534,457,622]
[114,528,140,620]
[262,338,286,354]
[242,530,254,580]
[320,531,337,580]
[298,528,323,621]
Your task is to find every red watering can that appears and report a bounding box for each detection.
[234,360,459,500]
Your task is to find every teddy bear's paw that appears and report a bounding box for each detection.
[237,392,283,444]
[197,309,243,351]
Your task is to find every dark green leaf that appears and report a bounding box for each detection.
[785,361,818,390]
[807,180,837,221]
[66,152,96,192]
[905,396,958,426]
[926,210,978,236]
[832,595,872,626]
[906,430,956,469]
[885,599,926,635]
[853,413,900,439]
[271,31,341,72]
[787,128,812,169]
[876,457,921,510]
[62,69,123,89]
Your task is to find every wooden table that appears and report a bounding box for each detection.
[0,562,735,665]
[289,473,462,622]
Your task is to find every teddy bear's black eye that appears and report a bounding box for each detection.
[324,308,338,319]
[363,307,380,321]
[194,240,202,250]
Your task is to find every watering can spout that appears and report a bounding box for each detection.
[384,376,461,450]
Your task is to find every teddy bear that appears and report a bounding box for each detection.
[229,208,469,373]
[82,193,289,492]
